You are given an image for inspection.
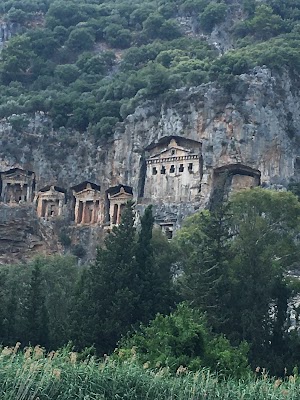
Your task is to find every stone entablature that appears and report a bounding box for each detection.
[0,168,34,204]
[146,154,198,164]
[36,186,65,219]
[72,181,103,225]
[107,185,133,227]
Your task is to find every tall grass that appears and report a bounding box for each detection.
[0,344,298,399]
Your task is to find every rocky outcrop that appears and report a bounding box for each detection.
[117,67,298,206]
[0,204,45,264]
[0,21,21,50]
[0,67,299,262]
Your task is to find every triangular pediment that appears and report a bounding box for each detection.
[110,189,133,200]
[75,188,101,197]
[2,168,34,178]
[38,186,65,200]
[3,171,28,179]
[71,181,101,193]
[150,146,190,159]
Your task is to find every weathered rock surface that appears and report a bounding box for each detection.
[0,20,21,50]
[0,67,299,262]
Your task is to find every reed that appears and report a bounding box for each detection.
[0,345,298,400]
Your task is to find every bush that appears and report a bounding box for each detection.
[66,28,95,53]
[118,303,250,377]
[199,2,227,33]
[55,64,80,85]
[71,244,86,258]
[104,25,132,48]
[8,114,30,132]
[59,231,72,247]
[91,117,119,137]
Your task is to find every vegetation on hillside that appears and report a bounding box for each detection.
[0,0,300,136]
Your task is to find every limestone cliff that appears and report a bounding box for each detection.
[0,66,299,263]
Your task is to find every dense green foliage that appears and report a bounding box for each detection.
[71,204,175,355]
[0,255,79,350]
[119,303,250,377]
[1,0,300,136]
[0,188,299,381]
[175,189,300,375]
[1,190,300,379]
[0,346,299,400]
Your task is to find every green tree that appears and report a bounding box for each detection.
[25,262,49,347]
[136,206,175,322]
[177,188,300,373]
[226,189,300,368]
[0,35,36,84]
[143,13,165,39]
[175,204,232,331]
[91,116,119,137]
[118,303,249,377]
[199,2,227,33]
[180,0,209,16]
[72,202,140,354]
[27,28,59,59]
[104,25,132,48]
[55,64,80,85]
[145,63,170,95]
[39,256,79,349]
[248,5,285,40]
[46,2,86,29]
[66,28,95,53]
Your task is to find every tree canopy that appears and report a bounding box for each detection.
[1,0,300,136]
[175,188,300,374]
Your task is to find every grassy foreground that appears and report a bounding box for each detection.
[0,345,297,400]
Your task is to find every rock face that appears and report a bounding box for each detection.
[0,204,46,264]
[0,67,299,262]
[0,21,21,50]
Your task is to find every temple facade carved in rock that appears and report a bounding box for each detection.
[0,168,34,204]
[72,182,103,225]
[36,185,66,219]
[0,138,262,241]
[143,137,202,203]
[107,185,133,227]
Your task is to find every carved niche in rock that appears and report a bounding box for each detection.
[36,186,66,219]
[211,164,261,205]
[0,168,35,204]
[143,136,202,203]
[106,184,133,227]
[72,181,103,225]
[157,221,175,240]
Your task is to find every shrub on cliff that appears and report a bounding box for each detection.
[199,2,227,33]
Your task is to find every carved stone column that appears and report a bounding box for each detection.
[2,182,7,202]
[20,183,24,202]
[27,184,31,202]
[81,201,87,224]
[74,200,80,224]
[58,199,63,216]
[116,203,121,225]
[91,200,97,224]
[41,199,47,218]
